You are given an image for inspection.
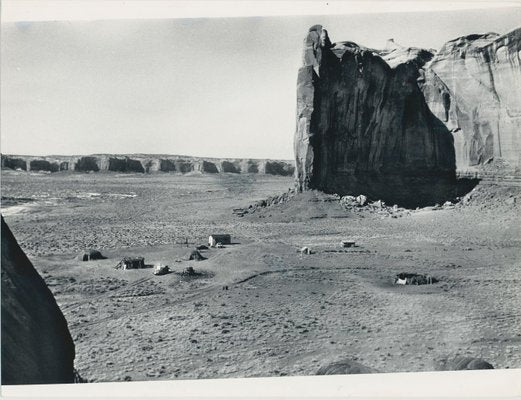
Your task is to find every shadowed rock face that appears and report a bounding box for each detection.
[294,26,466,207]
[159,159,177,172]
[108,157,145,173]
[1,156,27,171]
[75,156,100,172]
[246,162,259,173]
[265,161,295,176]
[1,216,75,384]
[175,160,195,173]
[421,28,521,172]
[29,160,60,172]
[202,161,219,173]
[221,161,241,173]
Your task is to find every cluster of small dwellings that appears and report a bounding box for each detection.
[79,233,437,286]
[77,234,231,276]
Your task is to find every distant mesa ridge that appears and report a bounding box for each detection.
[294,25,521,207]
[0,154,295,177]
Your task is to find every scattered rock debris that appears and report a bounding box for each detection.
[234,189,297,216]
[340,195,410,217]
[232,208,248,217]
[457,184,521,211]
[111,280,165,297]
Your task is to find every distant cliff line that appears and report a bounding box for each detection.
[0,154,295,176]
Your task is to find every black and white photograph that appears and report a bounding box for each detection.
[1,1,520,397]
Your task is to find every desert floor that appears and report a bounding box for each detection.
[1,170,520,382]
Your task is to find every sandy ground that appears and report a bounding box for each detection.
[1,169,520,382]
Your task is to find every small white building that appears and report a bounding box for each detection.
[208,234,231,247]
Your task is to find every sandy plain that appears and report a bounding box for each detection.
[1,169,520,382]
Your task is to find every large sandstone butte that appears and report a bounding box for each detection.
[1,216,75,384]
[295,25,520,206]
[421,28,521,172]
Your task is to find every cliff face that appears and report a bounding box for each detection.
[1,154,295,177]
[295,26,457,207]
[1,216,75,384]
[420,28,521,172]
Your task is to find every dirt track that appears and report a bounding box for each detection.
[1,170,520,382]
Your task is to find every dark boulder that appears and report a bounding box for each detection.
[246,161,259,173]
[160,159,177,172]
[437,357,494,371]
[221,161,241,173]
[202,161,219,173]
[75,156,100,172]
[265,161,295,176]
[316,359,376,375]
[29,160,60,172]
[2,156,27,171]
[108,157,145,173]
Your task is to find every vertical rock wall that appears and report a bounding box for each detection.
[421,28,521,172]
[294,26,457,207]
[294,25,329,191]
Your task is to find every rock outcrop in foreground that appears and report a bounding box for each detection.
[436,357,494,371]
[1,154,295,177]
[295,25,520,207]
[316,359,376,375]
[1,216,75,384]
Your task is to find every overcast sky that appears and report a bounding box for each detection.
[1,3,521,159]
